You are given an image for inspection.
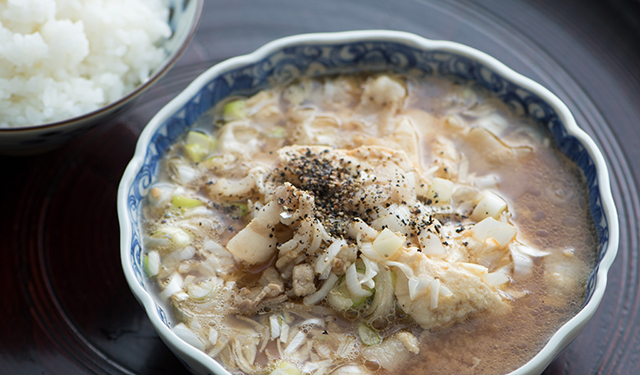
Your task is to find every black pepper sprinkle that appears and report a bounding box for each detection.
[269,148,365,236]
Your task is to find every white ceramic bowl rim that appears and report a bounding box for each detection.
[118,30,619,375]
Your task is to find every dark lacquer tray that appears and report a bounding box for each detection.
[2,0,640,374]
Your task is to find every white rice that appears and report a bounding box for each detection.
[0,0,171,127]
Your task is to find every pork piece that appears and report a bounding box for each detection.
[362,332,418,371]
[464,127,532,165]
[393,248,509,329]
[205,175,256,202]
[292,263,316,296]
[432,135,461,180]
[286,113,343,146]
[234,267,286,314]
[388,117,421,163]
[543,250,589,307]
[260,267,284,297]
[360,75,406,110]
[396,332,420,354]
[350,116,422,165]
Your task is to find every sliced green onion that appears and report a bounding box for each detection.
[171,195,204,209]
[185,130,211,146]
[184,144,207,163]
[304,273,339,306]
[229,202,249,218]
[143,250,160,277]
[358,323,381,346]
[355,258,366,273]
[184,131,216,163]
[268,126,286,139]
[351,293,371,308]
[365,268,394,322]
[270,360,303,375]
[186,280,215,300]
[328,272,374,311]
[327,280,354,311]
[223,99,247,122]
[346,263,373,299]
[172,323,204,351]
[151,226,190,248]
[143,255,150,274]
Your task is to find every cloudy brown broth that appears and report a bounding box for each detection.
[142,73,596,375]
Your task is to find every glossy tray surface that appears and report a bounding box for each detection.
[2,1,639,374]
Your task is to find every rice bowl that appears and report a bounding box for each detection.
[0,0,203,155]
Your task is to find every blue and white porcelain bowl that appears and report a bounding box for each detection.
[117,30,619,375]
[0,0,203,155]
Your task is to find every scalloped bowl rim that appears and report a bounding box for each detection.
[118,30,619,375]
[0,0,204,133]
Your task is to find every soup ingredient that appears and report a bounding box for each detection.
[0,0,170,127]
[142,74,596,375]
